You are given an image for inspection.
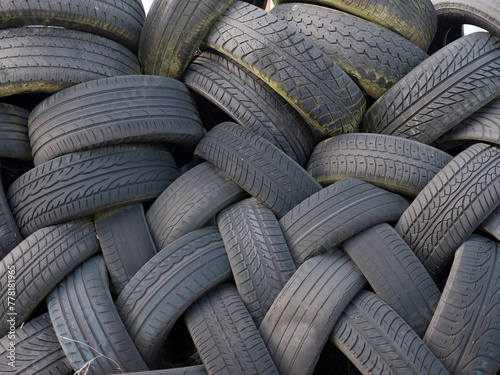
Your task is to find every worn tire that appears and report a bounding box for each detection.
[29,75,204,166]
[361,32,500,144]
[203,1,366,137]
[194,122,321,218]
[0,27,140,98]
[423,235,500,374]
[7,145,179,237]
[47,255,149,374]
[0,104,31,161]
[395,143,500,280]
[271,3,428,99]
[0,0,145,52]
[307,133,452,198]
[182,51,316,166]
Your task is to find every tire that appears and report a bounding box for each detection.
[194,122,321,219]
[0,219,99,337]
[0,0,145,52]
[258,249,366,375]
[182,51,316,166]
[272,0,437,51]
[185,284,279,375]
[0,103,31,161]
[95,204,157,295]
[340,223,441,337]
[0,27,140,98]
[146,162,248,250]
[28,75,204,166]
[279,178,409,265]
[115,227,233,369]
[331,291,449,375]
[216,198,296,326]
[108,367,207,375]
[270,3,428,99]
[0,313,73,375]
[307,133,453,198]
[423,235,500,374]
[7,145,179,237]
[361,32,500,144]
[0,165,22,260]
[394,143,500,280]
[47,255,149,374]
[434,97,500,151]
[139,0,236,79]
[428,0,500,53]
[202,1,366,137]
[478,205,500,243]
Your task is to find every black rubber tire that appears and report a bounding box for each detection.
[0,27,140,98]
[434,97,500,151]
[331,291,450,375]
[423,235,500,374]
[216,198,296,326]
[279,178,409,265]
[194,122,321,219]
[182,51,316,166]
[28,75,204,166]
[47,255,149,374]
[0,219,99,337]
[0,0,145,52]
[428,0,500,53]
[361,32,500,144]
[139,0,236,79]
[478,205,500,243]
[395,143,500,280]
[272,0,437,51]
[115,227,233,369]
[340,223,441,337]
[95,204,157,295]
[0,165,22,260]
[0,104,31,161]
[270,3,429,99]
[146,162,248,250]
[185,284,279,375]
[108,367,207,375]
[202,1,366,137]
[307,133,453,198]
[7,145,179,237]
[0,313,73,375]
[259,249,366,375]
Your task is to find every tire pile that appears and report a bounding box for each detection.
[0,0,499,374]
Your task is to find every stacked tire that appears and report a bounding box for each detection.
[0,0,499,374]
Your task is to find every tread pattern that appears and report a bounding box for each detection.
[0,165,22,259]
[7,145,179,237]
[307,133,453,197]
[185,284,279,375]
[146,162,248,250]
[258,249,366,375]
[194,122,322,218]
[423,235,500,374]
[0,103,31,161]
[340,223,441,337]
[271,2,428,99]
[47,255,149,373]
[0,313,73,375]
[0,219,99,337]
[0,0,145,52]
[273,0,437,51]
[331,291,449,375]
[182,51,316,166]
[115,227,233,368]
[217,198,296,326]
[0,27,140,98]
[28,75,204,166]
[395,143,500,280]
[362,32,500,144]
[203,1,366,137]
[279,178,409,265]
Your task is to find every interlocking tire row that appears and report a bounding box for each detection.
[0,0,499,374]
